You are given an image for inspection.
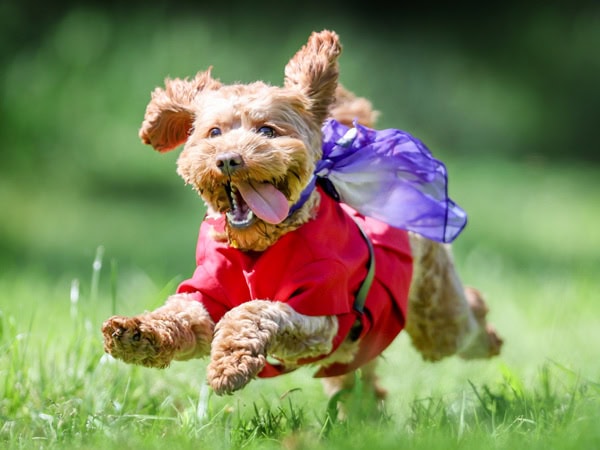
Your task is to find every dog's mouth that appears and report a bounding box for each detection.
[224,180,289,229]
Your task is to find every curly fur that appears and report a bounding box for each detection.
[102,29,502,404]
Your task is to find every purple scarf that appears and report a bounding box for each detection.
[292,119,467,243]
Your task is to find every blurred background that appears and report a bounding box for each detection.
[1,0,598,297]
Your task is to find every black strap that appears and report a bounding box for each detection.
[352,219,376,314]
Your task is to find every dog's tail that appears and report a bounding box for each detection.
[329,84,379,128]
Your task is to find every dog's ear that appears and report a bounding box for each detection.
[329,84,380,128]
[284,30,341,125]
[139,68,221,152]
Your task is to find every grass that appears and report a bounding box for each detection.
[1,157,599,449]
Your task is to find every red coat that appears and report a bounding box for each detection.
[177,187,413,377]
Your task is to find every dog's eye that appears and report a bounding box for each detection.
[208,127,222,138]
[257,126,276,138]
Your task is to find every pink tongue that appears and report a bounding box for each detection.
[237,181,289,224]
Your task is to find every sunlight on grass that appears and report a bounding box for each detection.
[1,156,599,448]
[1,149,599,449]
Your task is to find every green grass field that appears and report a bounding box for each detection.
[1,7,599,449]
[1,157,599,449]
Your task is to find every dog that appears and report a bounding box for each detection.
[102,30,502,403]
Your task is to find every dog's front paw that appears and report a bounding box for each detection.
[206,348,267,395]
[102,315,174,368]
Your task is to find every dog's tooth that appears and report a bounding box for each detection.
[230,185,238,209]
[226,210,255,228]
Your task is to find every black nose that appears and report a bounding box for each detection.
[216,152,244,175]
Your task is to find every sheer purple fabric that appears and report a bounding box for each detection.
[316,119,467,243]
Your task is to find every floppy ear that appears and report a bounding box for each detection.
[284,30,341,125]
[139,68,221,152]
[329,84,380,128]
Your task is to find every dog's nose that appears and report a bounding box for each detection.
[216,152,244,175]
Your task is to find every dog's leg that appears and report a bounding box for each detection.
[207,300,338,395]
[321,359,387,400]
[405,233,503,361]
[102,293,214,368]
[321,359,387,419]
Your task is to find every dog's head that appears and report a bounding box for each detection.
[139,30,376,251]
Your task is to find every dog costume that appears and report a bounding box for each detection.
[177,119,467,378]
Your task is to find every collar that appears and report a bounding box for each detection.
[286,175,342,218]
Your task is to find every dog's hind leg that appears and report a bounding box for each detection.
[405,233,503,362]
[321,359,387,419]
[102,293,214,368]
[322,359,387,399]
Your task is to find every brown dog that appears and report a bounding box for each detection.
[102,30,502,402]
